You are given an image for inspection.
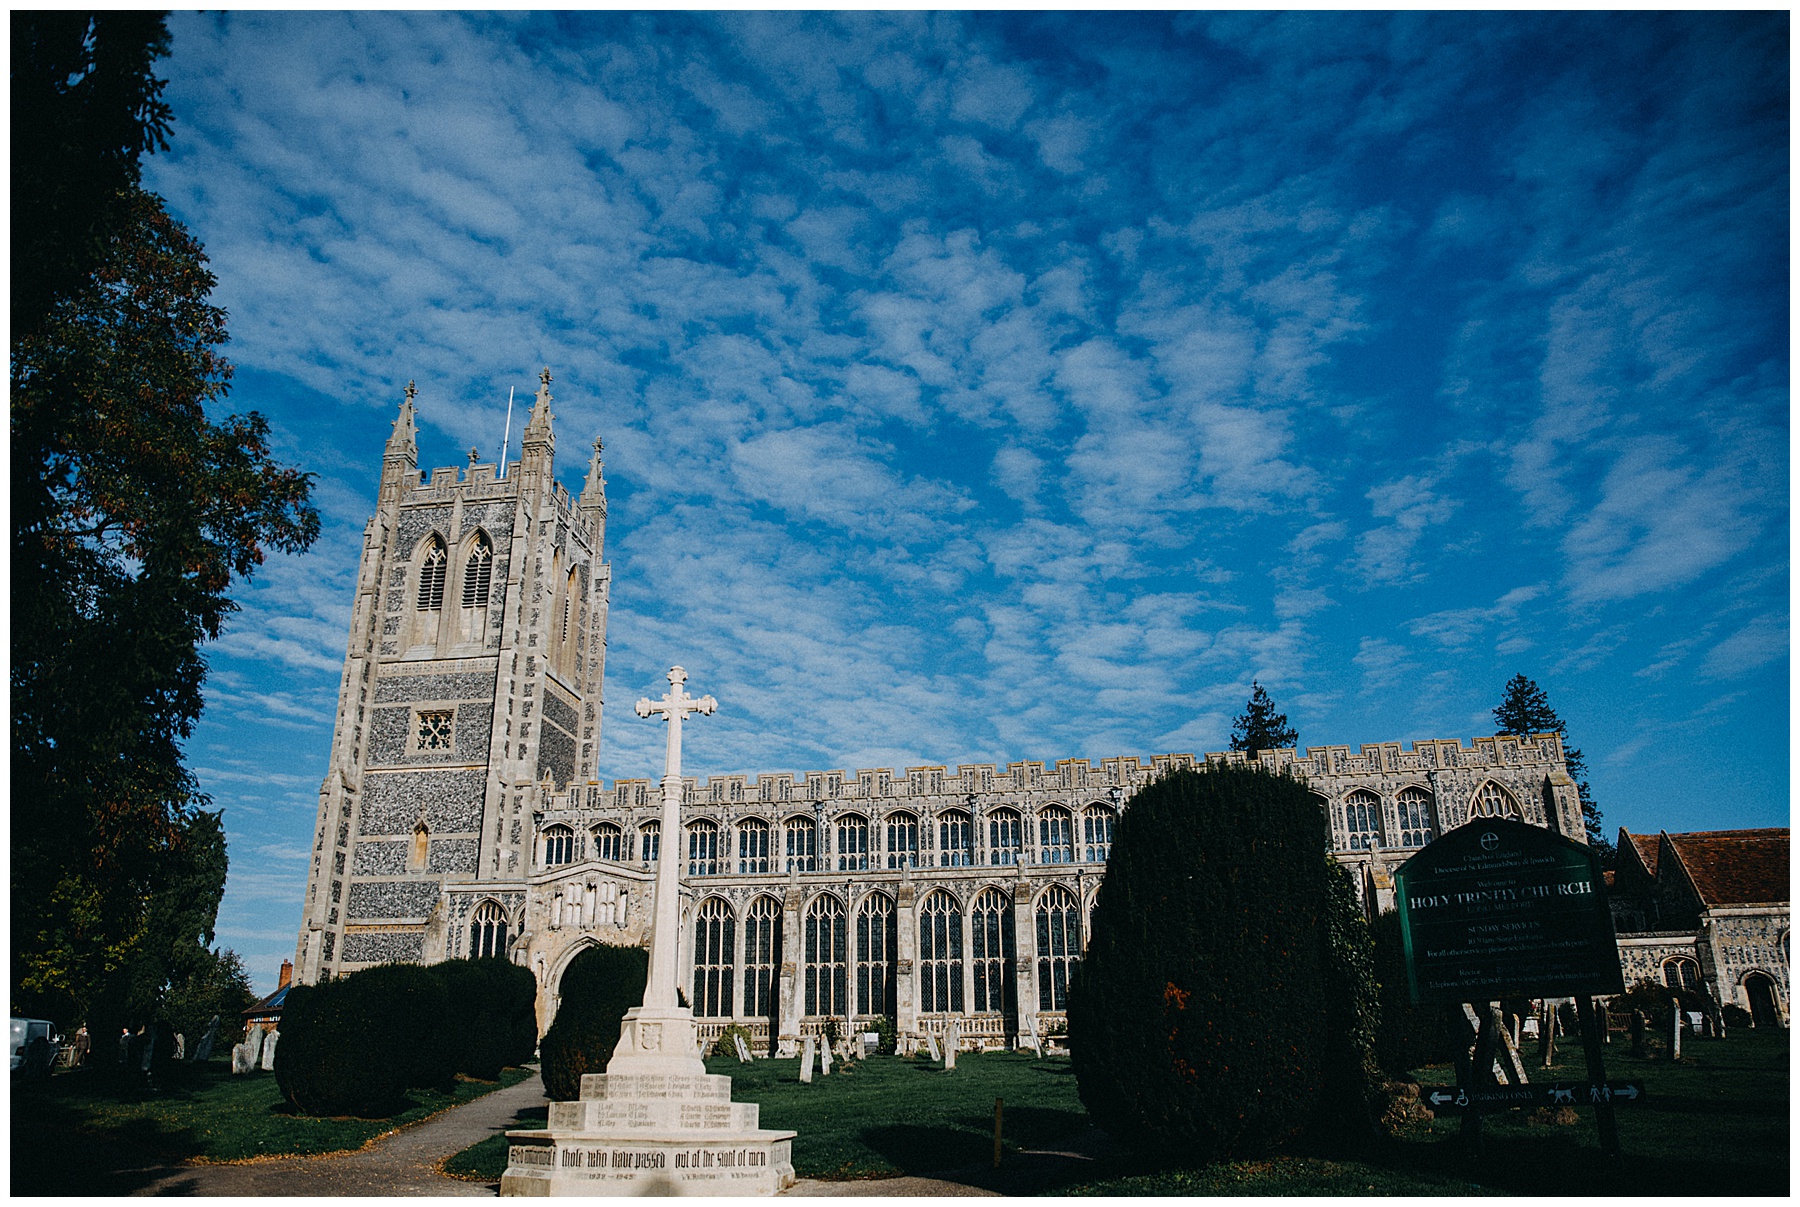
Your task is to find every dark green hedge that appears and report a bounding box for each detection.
[434,957,539,1080]
[1068,765,1378,1164]
[540,944,649,1101]
[276,962,454,1117]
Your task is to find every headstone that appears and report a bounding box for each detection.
[819,1040,833,1076]
[261,1029,280,1071]
[1668,1009,1682,1060]
[244,1024,265,1068]
[925,1032,940,1061]
[944,1020,959,1070]
[799,1034,815,1083]
[231,1042,253,1075]
[173,1033,186,1061]
[192,1015,219,1062]
[861,1031,879,1057]
[1026,1030,1043,1057]
[734,1034,753,1063]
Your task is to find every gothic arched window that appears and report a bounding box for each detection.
[885,812,919,870]
[1663,957,1702,992]
[988,809,1022,866]
[461,533,493,607]
[1081,807,1114,863]
[417,537,447,610]
[938,811,972,867]
[692,897,735,1017]
[856,892,897,1017]
[1397,787,1434,848]
[1038,806,1074,864]
[918,891,964,1013]
[804,894,847,1016]
[593,823,623,863]
[542,825,574,867]
[738,818,771,874]
[972,888,1015,1014]
[639,820,660,865]
[743,895,782,1018]
[784,815,817,872]
[1471,781,1522,820]
[470,900,508,959]
[836,814,869,872]
[1345,791,1382,851]
[687,820,720,876]
[1036,885,1079,1011]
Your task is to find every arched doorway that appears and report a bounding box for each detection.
[1745,973,1782,1028]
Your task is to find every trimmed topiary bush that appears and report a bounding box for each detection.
[434,957,539,1080]
[540,943,649,1101]
[1068,764,1377,1165]
[276,962,454,1117]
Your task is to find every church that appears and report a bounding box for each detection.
[293,376,1595,1053]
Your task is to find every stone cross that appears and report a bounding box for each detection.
[634,667,717,1009]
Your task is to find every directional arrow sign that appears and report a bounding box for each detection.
[1422,1082,1644,1111]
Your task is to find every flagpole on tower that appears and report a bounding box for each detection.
[498,386,515,478]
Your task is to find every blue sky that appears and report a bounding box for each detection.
[140,12,1789,993]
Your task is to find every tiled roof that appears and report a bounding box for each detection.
[1663,829,1789,908]
[1629,832,1660,877]
[241,983,291,1018]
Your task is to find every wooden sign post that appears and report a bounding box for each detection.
[1396,819,1626,1159]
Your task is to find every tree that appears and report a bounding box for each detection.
[1493,674,1611,865]
[1067,765,1377,1163]
[541,944,650,1100]
[12,12,174,335]
[1230,681,1299,756]
[159,946,255,1054]
[12,35,319,1031]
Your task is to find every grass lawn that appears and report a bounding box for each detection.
[447,1033,1787,1196]
[11,1056,531,1195]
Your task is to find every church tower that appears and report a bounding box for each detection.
[293,372,609,984]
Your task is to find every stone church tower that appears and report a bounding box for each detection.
[293,371,609,985]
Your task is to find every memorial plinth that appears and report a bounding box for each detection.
[499,1007,795,1196]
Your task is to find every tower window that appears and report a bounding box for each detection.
[462,535,493,608]
[416,709,454,751]
[417,539,447,610]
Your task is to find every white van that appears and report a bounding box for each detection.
[11,1018,58,1071]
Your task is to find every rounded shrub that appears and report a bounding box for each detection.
[1068,764,1377,1164]
[434,957,539,1080]
[276,962,453,1117]
[540,943,649,1101]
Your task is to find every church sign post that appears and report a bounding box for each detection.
[1396,819,1625,1159]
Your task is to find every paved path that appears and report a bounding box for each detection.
[122,1072,549,1196]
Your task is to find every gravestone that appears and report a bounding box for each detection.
[231,1042,253,1075]
[799,1035,815,1084]
[944,1020,959,1070]
[925,1032,940,1061]
[861,1032,879,1057]
[243,1024,265,1068]
[1668,1010,1681,1060]
[734,1035,753,1063]
[173,1033,186,1061]
[261,1029,280,1071]
[192,1015,219,1062]
[818,1039,833,1076]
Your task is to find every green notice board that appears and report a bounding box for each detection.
[1396,818,1624,1004]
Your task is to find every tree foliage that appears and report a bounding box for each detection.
[1068,766,1377,1164]
[276,963,457,1117]
[433,958,540,1081]
[12,12,174,333]
[541,944,650,1100]
[1230,682,1299,756]
[11,14,319,1032]
[158,946,255,1055]
[1493,673,1610,864]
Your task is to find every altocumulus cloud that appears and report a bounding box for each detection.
[140,12,1787,991]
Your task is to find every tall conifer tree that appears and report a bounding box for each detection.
[1230,681,1299,756]
[1493,674,1611,865]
